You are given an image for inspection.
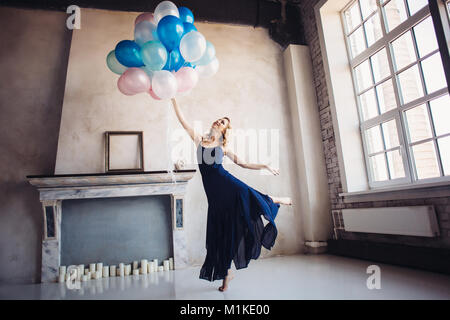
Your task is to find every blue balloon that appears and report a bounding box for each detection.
[115,40,144,67]
[141,40,168,71]
[157,15,184,52]
[182,22,197,35]
[178,7,194,24]
[182,61,196,69]
[163,47,185,72]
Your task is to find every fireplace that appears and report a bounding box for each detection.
[27,170,196,283]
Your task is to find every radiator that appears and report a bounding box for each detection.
[342,206,440,237]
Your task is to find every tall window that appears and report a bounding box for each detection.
[447,0,450,20]
[342,0,449,188]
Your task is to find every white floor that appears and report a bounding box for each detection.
[1,254,449,300]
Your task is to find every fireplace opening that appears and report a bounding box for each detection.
[60,195,173,267]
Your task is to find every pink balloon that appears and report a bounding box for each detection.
[175,67,199,93]
[117,68,151,96]
[148,88,162,100]
[135,12,155,25]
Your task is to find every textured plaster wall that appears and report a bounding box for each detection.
[54,8,305,268]
[0,7,72,284]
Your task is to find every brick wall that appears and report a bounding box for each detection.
[297,0,450,248]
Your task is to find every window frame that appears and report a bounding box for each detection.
[341,0,450,189]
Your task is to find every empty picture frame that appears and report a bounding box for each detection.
[105,131,144,172]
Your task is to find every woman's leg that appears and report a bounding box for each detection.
[218,269,234,292]
[269,195,292,205]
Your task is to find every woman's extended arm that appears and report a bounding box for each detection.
[224,147,279,175]
[170,98,200,144]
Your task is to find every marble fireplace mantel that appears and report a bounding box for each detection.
[27,170,196,283]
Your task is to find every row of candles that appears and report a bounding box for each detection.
[58,258,174,283]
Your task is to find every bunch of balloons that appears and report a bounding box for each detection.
[106,1,219,100]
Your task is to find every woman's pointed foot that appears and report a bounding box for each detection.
[280,197,292,206]
[218,274,234,292]
[270,196,292,206]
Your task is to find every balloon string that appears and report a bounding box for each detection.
[166,104,176,183]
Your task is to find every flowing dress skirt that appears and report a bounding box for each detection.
[197,144,280,281]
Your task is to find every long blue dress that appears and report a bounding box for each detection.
[197,142,280,282]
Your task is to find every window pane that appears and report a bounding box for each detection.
[384,0,408,32]
[405,104,432,143]
[360,0,378,19]
[369,153,389,181]
[430,94,450,136]
[414,17,439,58]
[421,53,447,94]
[387,149,406,178]
[407,0,428,16]
[412,141,440,179]
[345,2,362,32]
[349,26,366,57]
[359,89,379,120]
[371,48,390,83]
[364,13,383,47]
[391,31,416,71]
[437,136,450,176]
[354,59,373,92]
[366,125,384,153]
[376,79,397,113]
[397,64,424,104]
[382,119,400,149]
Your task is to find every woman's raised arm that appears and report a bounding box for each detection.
[171,98,200,144]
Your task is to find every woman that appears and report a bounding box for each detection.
[171,98,292,292]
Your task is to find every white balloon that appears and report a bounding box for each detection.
[196,57,219,78]
[180,31,206,62]
[134,20,158,46]
[152,70,178,99]
[154,1,179,24]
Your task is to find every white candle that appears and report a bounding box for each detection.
[133,261,138,270]
[158,266,164,272]
[163,260,170,271]
[110,265,116,277]
[119,263,125,277]
[96,270,102,279]
[102,266,109,278]
[133,269,139,276]
[125,264,131,276]
[82,275,88,282]
[58,273,65,283]
[59,266,66,276]
[141,259,148,275]
[86,272,91,280]
[169,257,174,270]
[96,263,103,277]
[89,263,96,274]
[77,265,84,280]
[153,259,158,268]
[84,268,89,275]
[78,264,84,273]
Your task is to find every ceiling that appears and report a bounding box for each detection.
[0,0,306,48]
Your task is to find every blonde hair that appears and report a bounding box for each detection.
[221,117,232,147]
[202,117,232,147]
